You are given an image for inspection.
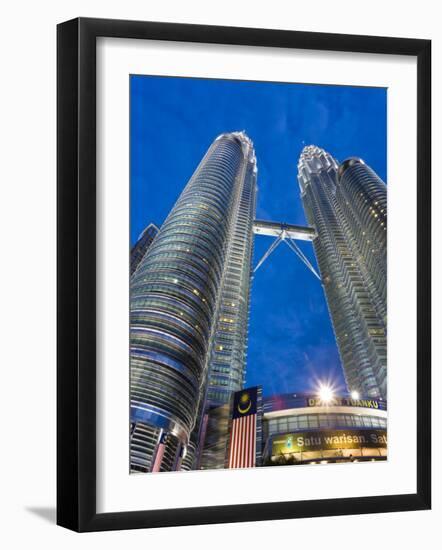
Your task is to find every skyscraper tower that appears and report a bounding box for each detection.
[185,134,257,471]
[205,137,257,408]
[337,158,387,322]
[130,132,257,473]
[298,146,387,399]
[130,222,159,276]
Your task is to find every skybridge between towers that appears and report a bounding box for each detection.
[252,219,320,280]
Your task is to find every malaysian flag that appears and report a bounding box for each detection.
[227,387,259,469]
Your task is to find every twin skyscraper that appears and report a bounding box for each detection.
[130,132,387,473]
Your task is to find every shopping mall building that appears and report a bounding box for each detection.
[262,393,387,466]
[200,390,387,470]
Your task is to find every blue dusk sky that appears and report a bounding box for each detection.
[130,75,387,397]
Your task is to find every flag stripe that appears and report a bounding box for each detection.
[228,422,233,468]
[249,415,253,466]
[228,414,256,468]
[244,416,249,468]
[230,420,237,468]
[243,417,248,468]
[251,414,256,466]
[241,418,245,468]
[230,418,236,468]
[232,418,238,467]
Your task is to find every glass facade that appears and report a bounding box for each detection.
[130,132,257,473]
[199,403,231,470]
[185,134,258,470]
[130,223,159,276]
[205,137,257,408]
[298,147,387,399]
[265,412,387,439]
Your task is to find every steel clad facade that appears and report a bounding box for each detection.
[130,133,257,472]
[298,147,387,399]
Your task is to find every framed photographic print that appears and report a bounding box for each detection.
[57,17,431,532]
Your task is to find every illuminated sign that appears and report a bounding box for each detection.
[307,397,382,409]
[263,394,387,414]
[272,429,387,455]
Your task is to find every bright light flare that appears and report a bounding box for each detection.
[351,390,360,400]
[318,384,335,404]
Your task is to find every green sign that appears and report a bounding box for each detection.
[272,429,387,455]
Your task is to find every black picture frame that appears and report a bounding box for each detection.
[57,17,431,532]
